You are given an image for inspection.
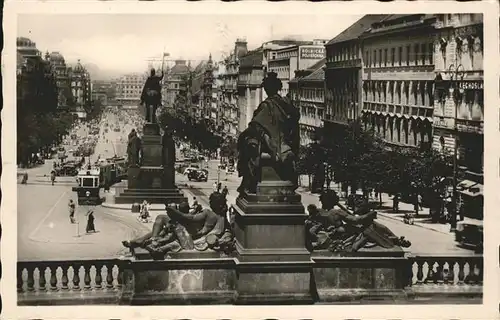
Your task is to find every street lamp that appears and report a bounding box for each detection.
[448,63,464,232]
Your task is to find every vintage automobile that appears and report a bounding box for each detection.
[72,167,102,205]
[183,165,200,176]
[55,161,79,176]
[188,169,208,182]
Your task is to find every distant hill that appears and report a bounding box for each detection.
[83,63,122,81]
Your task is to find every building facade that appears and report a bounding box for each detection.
[91,80,117,106]
[115,73,146,106]
[200,54,217,122]
[360,14,436,149]
[324,15,388,141]
[237,48,266,132]
[68,60,92,117]
[46,52,73,110]
[164,60,190,108]
[219,39,247,137]
[431,14,483,211]
[289,58,326,146]
[268,40,327,97]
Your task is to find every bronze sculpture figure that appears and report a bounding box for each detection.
[236,72,300,196]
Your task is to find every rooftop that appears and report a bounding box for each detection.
[239,49,263,69]
[326,14,389,45]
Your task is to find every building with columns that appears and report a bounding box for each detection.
[289,58,326,146]
[432,14,483,211]
[360,14,436,149]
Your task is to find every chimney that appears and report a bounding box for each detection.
[234,38,248,58]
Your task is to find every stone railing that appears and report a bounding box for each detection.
[406,254,483,303]
[17,254,483,305]
[17,259,124,305]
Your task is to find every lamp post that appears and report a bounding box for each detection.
[448,63,464,232]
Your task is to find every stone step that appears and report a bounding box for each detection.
[123,188,182,194]
[114,195,187,204]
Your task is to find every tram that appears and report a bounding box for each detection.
[72,167,102,205]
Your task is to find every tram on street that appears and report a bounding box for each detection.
[72,167,102,205]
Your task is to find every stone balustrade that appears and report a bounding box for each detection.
[17,254,483,305]
[406,254,483,303]
[17,259,124,305]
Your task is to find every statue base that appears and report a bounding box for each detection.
[116,123,185,204]
[232,180,313,304]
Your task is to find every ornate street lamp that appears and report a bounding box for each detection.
[448,63,464,232]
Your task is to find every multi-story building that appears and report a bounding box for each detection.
[200,54,217,122]
[237,48,266,132]
[323,15,388,141]
[431,14,483,215]
[68,60,92,118]
[164,60,190,107]
[46,51,73,109]
[91,80,116,106]
[267,40,327,97]
[361,14,436,149]
[289,58,326,146]
[115,73,146,106]
[219,39,247,137]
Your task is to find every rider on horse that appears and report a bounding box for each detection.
[140,68,164,123]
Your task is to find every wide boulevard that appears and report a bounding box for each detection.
[18,108,474,261]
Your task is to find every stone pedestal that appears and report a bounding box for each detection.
[115,123,186,205]
[233,169,313,304]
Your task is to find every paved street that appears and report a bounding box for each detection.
[177,159,474,256]
[18,110,147,261]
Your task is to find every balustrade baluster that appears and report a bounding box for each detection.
[457,260,466,285]
[17,267,24,293]
[84,265,91,290]
[464,261,473,284]
[106,264,114,289]
[61,265,69,290]
[72,265,81,291]
[436,261,445,285]
[95,264,103,289]
[443,261,454,285]
[49,266,58,291]
[416,260,424,284]
[38,266,47,291]
[117,268,123,289]
[424,260,434,284]
[27,267,35,292]
[477,260,483,284]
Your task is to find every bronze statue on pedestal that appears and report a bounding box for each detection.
[140,68,164,124]
[236,72,300,196]
[127,129,142,168]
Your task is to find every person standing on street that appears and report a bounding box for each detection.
[222,186,229,198]
[86,210,96,233]
[392,194,400,213]
[50,169,56,186]
[213,181,218,192]
[69,199,76,224]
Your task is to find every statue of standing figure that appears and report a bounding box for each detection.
[140,68,164,124]
[236,72,300,196]
[127,129,142,168]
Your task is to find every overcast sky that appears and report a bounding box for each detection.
[17,14,361,73]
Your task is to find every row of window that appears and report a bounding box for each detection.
[363,80,434,108]
[363,102,434,118]
[326,44,359,63]
[291,88,324,102]
[363,112,433,147]
[364,43,434,68]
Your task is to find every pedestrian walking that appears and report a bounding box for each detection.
[418,194,423,211]
[68,199,76,224]
[392,194,400,213]
[85,210,96,233]
[213,181,218,192]
[222,186,229,198]
[50,170,56,186]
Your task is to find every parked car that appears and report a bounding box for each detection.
[187,169,208,182]
[183,165,200,175]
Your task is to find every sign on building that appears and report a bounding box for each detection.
[300,47,325,60]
